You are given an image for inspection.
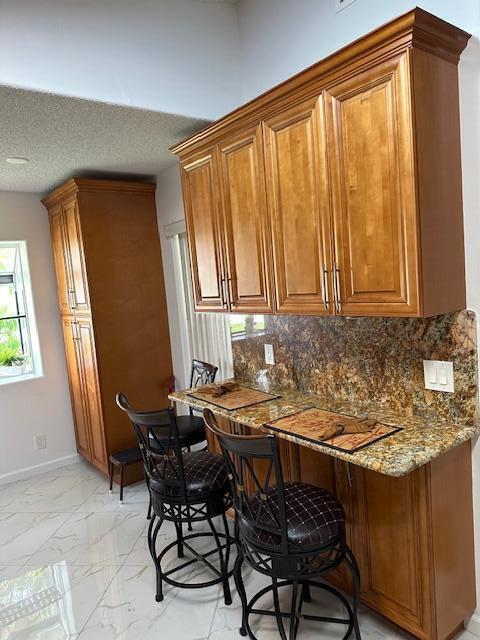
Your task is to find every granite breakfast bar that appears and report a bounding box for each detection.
[169,381,477,640]
[169,381,478,477]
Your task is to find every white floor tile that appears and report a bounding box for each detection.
[33,512,145,566]
[0,563,118,639]
[0,512,70,566]
[78,564,220,640]
[9,469,104,514]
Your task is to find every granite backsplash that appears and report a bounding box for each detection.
[231,311,479,424]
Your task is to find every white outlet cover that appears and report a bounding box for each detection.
[264,343,275,365]
[35,434,47,450]
[423,360,454,393]
[335,0,358,13]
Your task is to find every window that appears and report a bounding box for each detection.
[165,220,233,390]
[230,315,265,340]
[0,242,42,383]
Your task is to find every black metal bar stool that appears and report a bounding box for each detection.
[116,394,234,606]
[108,447,143,502]
[204,409,361,640]
[172,359,219,451]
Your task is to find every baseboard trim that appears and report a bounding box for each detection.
[0,453,81,486]
[466,613,480,637]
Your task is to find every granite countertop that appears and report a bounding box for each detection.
[169,381,479,477]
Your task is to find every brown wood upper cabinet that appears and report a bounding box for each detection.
[173,9,470,317]
[264,97,332,315]
[181,127,275,313]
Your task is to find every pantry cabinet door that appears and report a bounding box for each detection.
[219,125,275,313]
[180,151,227,311]
[264,96,333,315]
[61,316,91,462]
[49,205,72,314]
[63,198,90,313]
[325,54,420,316]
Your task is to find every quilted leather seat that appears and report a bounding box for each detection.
[151,450,228,500]
[239,482,345,550]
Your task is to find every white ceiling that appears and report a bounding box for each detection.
[0,85,209,194]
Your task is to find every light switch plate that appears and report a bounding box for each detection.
[423,360,454,393]
[264,343,275,365]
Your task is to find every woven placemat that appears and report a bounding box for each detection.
[187,385,280,411]
[266,407,402,453]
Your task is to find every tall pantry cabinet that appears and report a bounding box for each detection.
[43,179,173,476]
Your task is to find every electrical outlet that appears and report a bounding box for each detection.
[34,434,47,450]
[264,344,275,365]
[423,360,454,393]
[335,0,357,13]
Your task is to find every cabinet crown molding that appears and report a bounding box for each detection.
[42,178,156,207]
[170,7,470,159]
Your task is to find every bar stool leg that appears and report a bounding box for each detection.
[207,514,232,606]
[233,549,248,637]
[109,461,114,493]
[289,581,299,640]
[175,506,184,558]
[301,581,311,603]
[119,463,125,502]
[150,517,164,602]
[345,545,362,639]
[272,576,288,640]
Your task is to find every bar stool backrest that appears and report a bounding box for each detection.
[190,359,218,388]
[204,408,289,554]
[116,393,188,501]
[189,359,219,418]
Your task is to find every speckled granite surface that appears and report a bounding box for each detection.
[169,382,479,477]
[232,311,479,424]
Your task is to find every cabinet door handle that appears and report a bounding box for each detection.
[220,278,228,309]
[72,321,80,341]
[333,262,342,313]
[226,277,233,311]
[322,264,329,310]
[68,290,77,310]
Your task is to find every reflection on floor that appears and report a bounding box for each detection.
[0,460,476,639]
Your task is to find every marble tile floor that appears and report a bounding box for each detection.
[0,460,477,640]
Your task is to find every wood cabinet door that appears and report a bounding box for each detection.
[351,465,432,639]
[49,205,73,314]
[61,316,91,462]
[77,318,107,472]
[181,151,227,311]
[219,125,275,313]
[325,54,419,316]
[264,96,333,315]
[63,199,90,314]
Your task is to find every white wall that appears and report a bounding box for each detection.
[237,0,479,102]
[155,165,191,391]
[0,191,77,482]
[0,0,241,120]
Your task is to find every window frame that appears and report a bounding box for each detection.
[0,241,43,385]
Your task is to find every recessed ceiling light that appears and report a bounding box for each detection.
[6,157,29,165]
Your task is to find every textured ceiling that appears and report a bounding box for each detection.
[0,85,209,194]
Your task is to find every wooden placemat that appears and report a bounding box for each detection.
[187,385,280,411]
[266,407,402,453]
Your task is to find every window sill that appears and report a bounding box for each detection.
[0,371,42,386]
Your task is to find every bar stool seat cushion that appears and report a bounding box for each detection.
[240,482,345,550]
[148,415,206,450]
[151,451,228,500]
